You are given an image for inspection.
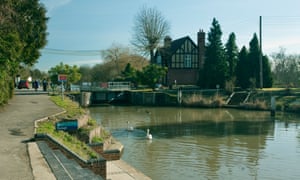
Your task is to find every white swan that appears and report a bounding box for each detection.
[146,129,152,140]
[127,121,134,131]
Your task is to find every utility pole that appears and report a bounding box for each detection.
[259,16,263,89]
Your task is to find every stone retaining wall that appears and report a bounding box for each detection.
[35,134,107,179]
[89,138,124,161]
[89,126,102,143]
[77,114,89,128]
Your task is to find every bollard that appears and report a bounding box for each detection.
[81,92,91,107]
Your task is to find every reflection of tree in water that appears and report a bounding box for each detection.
[279,116,300,150]
[140,118,274,138]
[91,106,300,179]
[136,108,275,179]
[140,108,274,137]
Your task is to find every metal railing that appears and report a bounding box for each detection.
[80,81,131,91]
[108,82,131,90]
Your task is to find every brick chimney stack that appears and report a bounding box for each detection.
[197,29,205,69]
[164,35,172,48]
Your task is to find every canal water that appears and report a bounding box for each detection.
[89,106,300,180]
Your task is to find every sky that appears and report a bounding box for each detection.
[36,0,300,71]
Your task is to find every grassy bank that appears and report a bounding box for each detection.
[36,95,100,160]
[177,88,300,113]
[248,88,300,112]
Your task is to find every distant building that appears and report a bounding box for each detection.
[154,29,205,86]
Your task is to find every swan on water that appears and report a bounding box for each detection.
[146,129,152,140]
[127,121,134,131]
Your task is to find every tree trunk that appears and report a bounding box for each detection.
[150,50,154,64]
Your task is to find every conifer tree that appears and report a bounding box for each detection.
[236,46,250,89]
[122,63,137,82]
[248,34,261,88]
[262,55,273,88]
[225,33,239,79]
[201,18,227,88]
[248,33,273,88]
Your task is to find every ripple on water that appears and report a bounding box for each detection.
[91,107,300,180]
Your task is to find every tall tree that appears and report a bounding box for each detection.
[225,33,239,79]
[236,46,250,89]
[248,33,273,88]
[201,18,227,88]
[14,0,48,66]
[262,55,273,88]
[131,6,170,63]
[248,33,261,88]
[0,0,47,104]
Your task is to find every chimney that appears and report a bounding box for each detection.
[197,29,205,68]
[164,36,172,48]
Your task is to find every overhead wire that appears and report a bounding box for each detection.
[41,48,102,56]
[41,16,300,56]
[263,16,300,26]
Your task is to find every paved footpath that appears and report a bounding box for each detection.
[0,92,63,180]
[0,91,151,180]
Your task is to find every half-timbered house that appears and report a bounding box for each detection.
[154,29,205,86]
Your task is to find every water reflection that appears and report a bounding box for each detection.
[89,107,300,180]
[139,120,274,138]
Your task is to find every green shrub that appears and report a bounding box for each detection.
[91,136,103,143]
[87,119,97,126]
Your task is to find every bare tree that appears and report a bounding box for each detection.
[101,43,130,76]
[271,48,300,87]
[131,6,170,63]
[100,44,149,80]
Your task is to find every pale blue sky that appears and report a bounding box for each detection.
[36,0,300,71]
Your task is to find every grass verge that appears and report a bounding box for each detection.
[36,95,98,160]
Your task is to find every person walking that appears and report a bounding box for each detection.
[33,80,39,91]
[42,79,48,91]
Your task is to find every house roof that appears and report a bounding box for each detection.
[155,35,198,59]
[170,36,197,54]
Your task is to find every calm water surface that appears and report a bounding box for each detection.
[89,106,300,180]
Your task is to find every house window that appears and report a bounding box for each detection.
[184,54,191,68]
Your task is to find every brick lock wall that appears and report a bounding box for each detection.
[90,143,104,154]
[102,151,123,161]
[89,161,106,180]
[90,143,123,161]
